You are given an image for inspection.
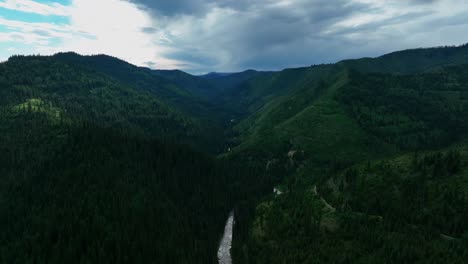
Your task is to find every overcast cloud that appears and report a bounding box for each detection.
[0,0,467,73]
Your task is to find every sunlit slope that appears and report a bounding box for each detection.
[225,45,468,166]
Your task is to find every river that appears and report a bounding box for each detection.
[218,211,234,264]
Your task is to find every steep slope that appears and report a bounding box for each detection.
[152,68,277,146]
[0,55,266,264]
[336,66,468,150]
[53,53,200,113]
[3,44,468,264]
[219,44,468,122]
[225,65,394,171]
[153,69,269,106]
[228,46,468,264]
[227,44,468,163]
[53,52,193,108]
[0,54,224,151]
[53,53,229,149]
[242,147,468,264]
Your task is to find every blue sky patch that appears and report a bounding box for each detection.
[0,7,70,24]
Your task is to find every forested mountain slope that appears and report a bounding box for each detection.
[242,147,468,264]
[0,54,226,152]
[228,45,468,263]
[53,52,211,117]
[0,114,233,263]
[154,68,271,112]
[0,53,266,264]
[2,44,468,264]
[224,44,468,164]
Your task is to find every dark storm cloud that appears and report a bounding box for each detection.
[330,10,434,36]
[128,0,367,17]
[126,0,468,73]
[164,48,221,67]
[127,0,256,16]
[410,0,440,4]
[127,0,441,18]
[127,0,207,16]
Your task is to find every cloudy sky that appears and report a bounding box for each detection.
[0,0,467,73]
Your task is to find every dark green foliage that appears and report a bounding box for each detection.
[3,44,468,264]
[339,150,468,235]
[336,67,468,150]
[229,44,468,264]
[0,55,258,263]
[0,111,237,263]
[246,206,468,264]
[239,149,468,264]
[53,53,225,123]
[1,55,226,152]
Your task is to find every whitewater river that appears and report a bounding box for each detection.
[218,211,235,264]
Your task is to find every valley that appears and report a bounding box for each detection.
[1,44,468,263]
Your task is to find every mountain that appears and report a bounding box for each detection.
[224,44,468,161]
[199,72,234,79]
[225,44,468,263]
[241,146,468,264]
[53,52,231,120]
[52,53,200,113]
[2,44,468,264]
[153,69,268,103]
[0,54,260,263]
[12,53,228,152]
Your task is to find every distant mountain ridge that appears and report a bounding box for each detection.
[199,72,235,79]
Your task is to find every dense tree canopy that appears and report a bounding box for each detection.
[2,45,468,264]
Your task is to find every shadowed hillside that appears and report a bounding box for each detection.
[2,44,468,264]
